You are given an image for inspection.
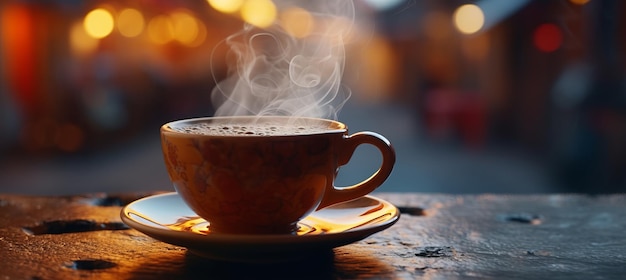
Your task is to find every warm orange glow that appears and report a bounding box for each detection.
[280,7,314,38]
[241,0,277,28]
[461,34,490,62]
[1,4,37,115]
[423,11,452,41]
[207,0,244,14]
[84,8,115,39]
[352,35,396,101]
[117,8,144,38]
[569,0,590,5]
[70,20,99,55]
[189,20,208,47]
[147,15,175,44]
[171,10,199,46]
[454,4,484,34]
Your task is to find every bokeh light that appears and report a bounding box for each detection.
[280,7,314,38]
[117,8,144,38]
[171,10,199,46]
[241,0,277,28]
[69,20,99,55]
[84,8,114,39]
[453,4,484,35]
[189,19,208,47]
[533,23,563,52]
[147,15,175,45]
[207,0,244,14]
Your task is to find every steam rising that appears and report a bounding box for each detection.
[211,1,356,120]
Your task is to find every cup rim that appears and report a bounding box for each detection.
[161,116,347,137]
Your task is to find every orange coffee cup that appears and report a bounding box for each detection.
[161,116,395,234]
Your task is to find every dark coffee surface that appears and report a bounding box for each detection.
[170,122,332,136]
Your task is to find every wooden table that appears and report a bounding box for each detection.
[1,192,625,279]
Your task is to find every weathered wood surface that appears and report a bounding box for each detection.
[1,192,625,279]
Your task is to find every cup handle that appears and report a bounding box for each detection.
[317,131,396,209]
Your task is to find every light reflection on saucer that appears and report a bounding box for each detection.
[121,193,400,262]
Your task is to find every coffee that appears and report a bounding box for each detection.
[170,122,333,136]
[161,116,395,234]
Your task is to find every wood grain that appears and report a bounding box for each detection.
[1,192,625,279]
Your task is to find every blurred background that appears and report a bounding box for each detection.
[0,0,624,195]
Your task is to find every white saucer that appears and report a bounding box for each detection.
[121,192,400,262]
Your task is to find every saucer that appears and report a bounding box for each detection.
[121,192,400,262]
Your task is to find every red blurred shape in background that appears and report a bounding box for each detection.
[1,4,38,116]
[533,23,563,53]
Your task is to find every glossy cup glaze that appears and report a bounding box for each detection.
[161,116,395,234]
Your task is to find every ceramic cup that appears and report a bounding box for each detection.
[160,116,395,234]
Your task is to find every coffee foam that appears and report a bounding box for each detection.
[170,122,332,136]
